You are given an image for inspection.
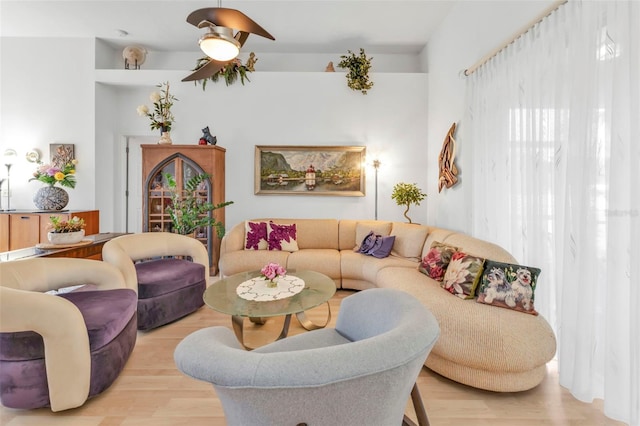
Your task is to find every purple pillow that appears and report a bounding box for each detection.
[244,221,268,250]
[358,231,396,259]
[267,222,299,251]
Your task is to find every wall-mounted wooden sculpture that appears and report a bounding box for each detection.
[438,122,459,192]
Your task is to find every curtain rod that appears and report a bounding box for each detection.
[463,0,568,76]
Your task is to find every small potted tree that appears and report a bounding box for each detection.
[391,182,427,224]
[164,172,233,238]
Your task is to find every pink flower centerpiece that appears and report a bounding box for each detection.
[260,262,287,288]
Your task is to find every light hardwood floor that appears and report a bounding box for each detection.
[1,290,624,426]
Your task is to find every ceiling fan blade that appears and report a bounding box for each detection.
[186,8,275,40]
[182,59,227,82]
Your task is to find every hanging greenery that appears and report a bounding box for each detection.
[337,48,374,95]
[192,52,258,90]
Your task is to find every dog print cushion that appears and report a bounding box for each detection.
[441,251,484,299]
[476,260,540,315]
[244,221,268,250]
[418,241,459,281]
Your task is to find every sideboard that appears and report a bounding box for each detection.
[0,210,99,252]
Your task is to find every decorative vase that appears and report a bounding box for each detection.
[33,186,69,211]
[47,229,85,245]
[158,132,172,145]
[266,278,278,288]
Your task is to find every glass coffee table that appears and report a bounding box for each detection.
[203,269,336,349]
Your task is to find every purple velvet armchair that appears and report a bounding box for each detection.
[0,258,137,411]
[102,232,209,331]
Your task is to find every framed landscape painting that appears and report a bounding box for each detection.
[255,145,366,196]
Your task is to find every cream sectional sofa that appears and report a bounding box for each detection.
[219,218,557,392]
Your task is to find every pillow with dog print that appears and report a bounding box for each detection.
[476,259,540,315]
[441,251,484,299]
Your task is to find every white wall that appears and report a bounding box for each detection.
[1,37,96,212]
[1,36,429,233]
[422,0,557,234]
[107,71,428,232]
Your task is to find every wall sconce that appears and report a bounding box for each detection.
[2,149,18,211]
[373,159,381,220]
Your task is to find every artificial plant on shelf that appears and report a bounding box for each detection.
[164,172,233,238]
[192,52,258,90]
[391,182,427,224]
[136,81,178,132]
[337,48,374,95]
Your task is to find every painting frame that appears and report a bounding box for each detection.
[255,145,366,196]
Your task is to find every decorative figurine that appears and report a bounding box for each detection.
[122,45,147,70]
[325,61,335,72]
[199,126,217,145]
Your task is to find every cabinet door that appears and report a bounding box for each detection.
[9,214,40,250]
[0,214,8,252]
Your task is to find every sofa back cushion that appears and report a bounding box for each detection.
[261,219,339,250]
[390,223,429,261]
[443,233,517,264]
[339,220,393,250]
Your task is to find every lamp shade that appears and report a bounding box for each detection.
[3,149,17,166]
[199,27,240,61]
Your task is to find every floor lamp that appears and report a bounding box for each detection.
[3,149,17,211]
[373,159,380,220]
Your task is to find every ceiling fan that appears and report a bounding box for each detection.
[182,7,275,82]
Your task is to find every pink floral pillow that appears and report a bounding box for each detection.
[442,251,485,299]
[418,241,459,281]
[267,222,299,252]
[244,221,268,250]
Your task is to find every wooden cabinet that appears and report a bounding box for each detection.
[141,145,226,274]
[0,210,100,251]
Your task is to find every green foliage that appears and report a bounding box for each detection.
[192,54,256,90]
[164,172,233,237]
[337,48,374,94]
[391,182,427,224]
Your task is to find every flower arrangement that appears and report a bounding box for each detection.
[30,159,78,188]
[136,81,177,131]
[49,216,85,233]
[191,52,258,90]
[260,262,286,287]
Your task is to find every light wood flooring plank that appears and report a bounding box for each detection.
[1,290,624,426]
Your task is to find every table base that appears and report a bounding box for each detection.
[231,301,331,350]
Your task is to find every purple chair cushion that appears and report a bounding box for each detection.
[0,288,137,362]
[135,258,205,299]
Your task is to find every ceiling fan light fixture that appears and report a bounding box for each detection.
[199,26,240,61]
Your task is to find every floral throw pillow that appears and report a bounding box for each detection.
[267,222,299,252]
[244,221,268,250]
[476,260,540,315]
[418,241,459,281]
[442,251,485,299]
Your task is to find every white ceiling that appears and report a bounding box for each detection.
[0,0,456,54]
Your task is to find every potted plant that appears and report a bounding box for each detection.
[164,172,233,238]
[30,159,78,211]
[136,81,177,144]
[337,48,374,94]
[47,216,86,244]
[391,182,427,224]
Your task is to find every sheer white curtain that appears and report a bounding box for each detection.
[464,1,639,424]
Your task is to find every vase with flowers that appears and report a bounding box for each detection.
[260,262,287,288]
[136,81,177,144]
[30,159,78,211]
[47,216,86,245]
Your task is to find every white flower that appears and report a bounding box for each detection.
[149,92,161,103]
[136,105,149,116]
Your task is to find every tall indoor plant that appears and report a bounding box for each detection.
[164,172,233,238]
[391,182,427,224]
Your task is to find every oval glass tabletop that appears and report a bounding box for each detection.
[204,269,336,318]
